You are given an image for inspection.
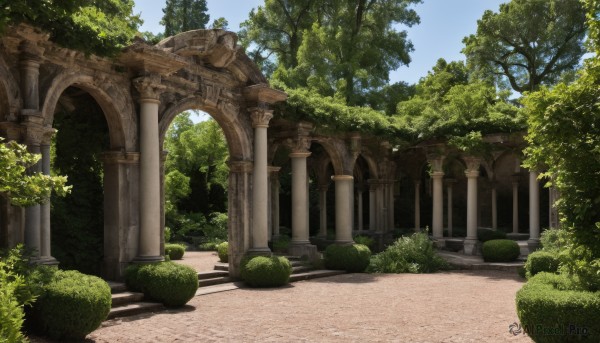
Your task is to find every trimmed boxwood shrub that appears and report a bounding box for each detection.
[217,242,229,263]
[516,272,600,342]
[481,239,520,262]
[125,262,198,307]
[28,268,111,340]
[525,250,560,278]
[165,243,186,260]
[241,256,292,288]
[324,244,371,272]
[477,228,507,242]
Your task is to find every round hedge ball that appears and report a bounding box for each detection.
[482,239,520,262]
[136,262,199,307]
[525,250,560,278]
[29,270,111,340]
[165,243,186,260]
[217,242,229,263]
[324,243,372,272]
[241,256,292,288]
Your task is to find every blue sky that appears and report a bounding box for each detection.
[134,0,507,85]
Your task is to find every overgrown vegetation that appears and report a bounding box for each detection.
[368,232,448,273]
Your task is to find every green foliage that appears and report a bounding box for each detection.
[126,262,198,307]
[161,0,209,37]
[367,232,448,273]
[516,272,600,342]
[28,269,111,340]
[324,244,371,273]
[463,0,586,93]
[271,235,291,253]
[1,0,141,57]
[0,139,69,207]
[525,251,560,279]
[51,104,108,275]
[216,242,228,263]
[164,243,186,260]
[0,245,38,343]
[353,235,375,249]
[476,228,507,242]
[240,256,292,288]
[540,228,569,252]
[481,239,520,262]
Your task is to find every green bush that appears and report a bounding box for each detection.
[241,256,292,288]
[368,232,448,273]
[481,239,520,262]
[516,272,600,342]
[540,227,569,252]
[477,228,507,242]
[164,243,186,260]
[217,242,229,263]
[324,244,371,272]
[525,251,560,278]
[28,269,111,340]
[353,235,375,248]
[272,235,291,253]
[125,262,198,307]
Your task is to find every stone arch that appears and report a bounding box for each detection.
[356,152,379,180]
[313,139,345,175]
[158,97,252,162]
[40,72,135,151]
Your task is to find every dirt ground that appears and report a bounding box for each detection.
[31,252,532,342]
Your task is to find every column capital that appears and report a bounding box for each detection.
[228,160,253,173]
[426,154,445,173]
[268,166,281,174]
[288,136,312,155]
[332,175,353,182]
[465,169,479,179]
[101,151,140,165]
[249,107,273,128]
[431,171,445,179]
[133,75,166,102]
[22,124,50,146]
[463,156,481,174]
[19,40,44,64]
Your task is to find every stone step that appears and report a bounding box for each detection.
[198,276,233,287]
[198,270,229,280]
[289,270,346,282]
[195,282,243,296]
[107,302,164,320]
[292,265,313,274]
[214,262,229,271]
[107,281,127,294]
[111,291,144,307]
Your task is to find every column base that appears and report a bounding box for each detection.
[527,239,541,253]
[37,256,59,266]
[432,238,446,249]
[132,255,164,264]
[288,243,319,263]
[246,247,272,257]
[463,239,479,255]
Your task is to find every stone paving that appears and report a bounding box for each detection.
[30,252,532,342]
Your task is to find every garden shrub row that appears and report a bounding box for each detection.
[125,262,198,307]
[516,272,600,342]
[524,250,560,278]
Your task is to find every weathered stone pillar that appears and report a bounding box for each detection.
[368,181,378,231]
[290,150,311,246]
[269,167,281,240]
[464,158,481,255]
[511,175,520,234]
[227,161,253,277]
[387,181,395,231]
[528,171,540,250]
[318,185,328,238]
[414,180,421,231]
[333,175,354,244]
[491,182,498,230]
[248,108,273,255]
[133,76,165,263]
[19,41,42,111]
[24,134,42,259]
[357,189,364,232]
[39,136,57,264]
[445,179,456,237]
[431,171,445,241]
[377,182,385,233]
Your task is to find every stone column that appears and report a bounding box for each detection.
[19,41,42,111]
[39,137,57,264]
[377,182,385,233]
[528,171,540,250]
[414,180,421,231]
[368,181,378,231]
[24,134,42,259]
[248,108,273,255]
[387,181,395,231]
[511,175,520,234]
[464,158,480,255]
[290,150,311,246]
[133,76,165,263]
[333,175,354,244]
[269,167,281,240]
[491,182,498,230]
[357,189,364,232]
[227,161,253,278]
[318,185,328,238]
[431,171,445,241]
[445,179,456,237]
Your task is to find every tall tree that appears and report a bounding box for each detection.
[462,0,587,93]
[161,0,210,36]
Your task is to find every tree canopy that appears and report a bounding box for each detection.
[463,0,587,93]
[0,0,141,56]
[161,0,210,36]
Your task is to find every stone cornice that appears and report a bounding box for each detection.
[120,43,187,75]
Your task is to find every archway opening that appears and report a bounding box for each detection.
[51,86,110,275]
